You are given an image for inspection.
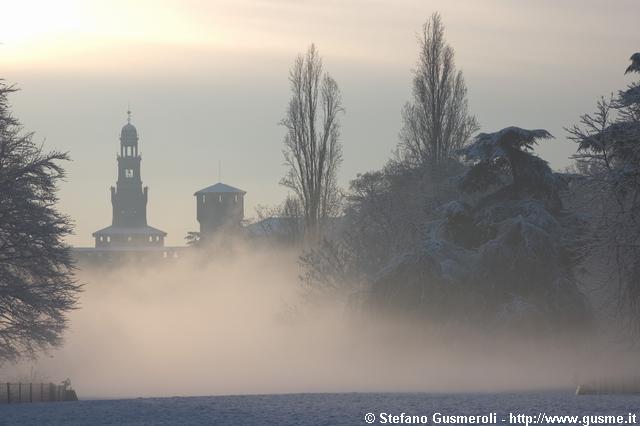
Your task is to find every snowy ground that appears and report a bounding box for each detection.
[1,391,639,426]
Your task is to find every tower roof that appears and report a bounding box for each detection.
[194,182,246,195]
[120,107,138,142]
[120,122,138,140]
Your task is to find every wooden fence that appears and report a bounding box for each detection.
[0,383,77,403]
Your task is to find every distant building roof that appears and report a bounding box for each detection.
[92,225,167,237]
[245,216,347,238]
[194,182,246,195]
[73,246,182,253]
[245,217,301,237]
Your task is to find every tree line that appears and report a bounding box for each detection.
[278,13,640,337]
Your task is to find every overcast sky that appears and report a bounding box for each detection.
[3,0,639,246]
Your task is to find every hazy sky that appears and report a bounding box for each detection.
[3,0,639,246]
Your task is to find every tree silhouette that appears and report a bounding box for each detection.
[280,44,344,240]
[0,81,81,362]
[399,12,478,174]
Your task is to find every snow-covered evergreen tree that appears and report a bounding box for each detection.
[370,127,590,332]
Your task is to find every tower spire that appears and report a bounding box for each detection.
[127,102,132,124]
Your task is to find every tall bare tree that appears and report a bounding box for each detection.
[280,44,344,240]
[399,13,479,173]
[0,82,80,362]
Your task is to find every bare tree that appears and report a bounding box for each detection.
[399,13,479,173]
[567,53,640,332]
[0,82,80,362]
[280,44,344,240]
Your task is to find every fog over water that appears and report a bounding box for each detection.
[0,240,636,398]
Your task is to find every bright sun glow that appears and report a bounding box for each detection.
[1,1,85,45]
[0,0,221,68]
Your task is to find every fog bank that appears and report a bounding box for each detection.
[1,242,637,398]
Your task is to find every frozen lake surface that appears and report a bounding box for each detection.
[1,391,639,425]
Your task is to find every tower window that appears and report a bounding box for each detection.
[202,195,206,204]
[125,169,134,178]
[219,195,222,203]
[234,194,238,203]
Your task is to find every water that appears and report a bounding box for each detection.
[1,392,638,425]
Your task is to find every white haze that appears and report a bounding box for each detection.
[2,241,638,398]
